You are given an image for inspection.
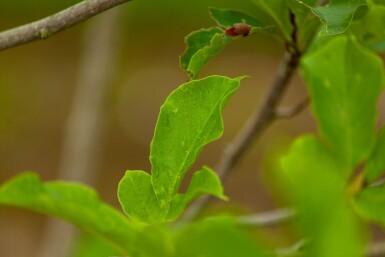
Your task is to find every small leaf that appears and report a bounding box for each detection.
[0,173,135,255]
[281,136,365,257]
[353,183,385,229]
[118,170,163,224]
[209,7,263,28]
[173,216,271,257]
[251,0,293,41]
[306,0,367,35]
[349,3,385,52]
[364,127,385,183]
[301,36,385,171]
[180,28,224,79]
[118,76,242,224]
[167,166,227,221]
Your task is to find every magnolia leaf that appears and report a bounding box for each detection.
[353,183,385,230]
[71,233,121,257]
[118,76,242,224]
[118,170,163,224]
[301,36,385,172]
[167,166,227,221]
[281,136,365,257]
[150,75,241,214]
[180,28,224,79]
[364,127,385,183]
[173,216,271,257]
[307,0,367,35]
[0,173,135,255]
[251,0,293,41]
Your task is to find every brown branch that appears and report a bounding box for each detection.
[366,241,385,257]
[236,208,296,227]
[0,0,130,51]
[36,8,123,257]
[275,97,309,119]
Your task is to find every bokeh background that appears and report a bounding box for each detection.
[0,0,384,256]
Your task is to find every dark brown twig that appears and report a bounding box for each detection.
[0,0,130,51]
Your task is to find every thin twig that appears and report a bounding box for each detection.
[236,208,296,227]
[275,239,385,257]
[276,239,307,257]
[275,97,309,119]
[367,241,385,257]
[0,0,130,51]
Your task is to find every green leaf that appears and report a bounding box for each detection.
[167,166,227,220]
[70,233,121,257]
[209,7,263,28]
[349,4,385,52]
[118,76,242,224]
[0,172,135,255]
[173,216,271,257]
[251,0,293,41]
[151,75,241,208]
[308,0,367,35]
[281,136,365,257]
[301,36,385,171]
[118,170,162,224]
[364,127,385,183]
[180,28,225,79]
[353,183,385,229]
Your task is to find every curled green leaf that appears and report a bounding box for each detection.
[118,76,243,224]
[180,28,224,79]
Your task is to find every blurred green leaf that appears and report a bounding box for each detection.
[364,127,385,183]
[119,76,242,224]
[373,0,385,5]
[307,0,367,35]
[301,36,385,171]
[0,172,135,255]
[250,0,293,41]
[281,135,365,257]
[174,216,271,257]
[353,183,385,229]
[167,166,227,220]
[209,7,263,28]
[349,3,385,52]
[70,233,121,257]
[180,28,224,79]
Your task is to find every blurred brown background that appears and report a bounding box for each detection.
[0,0,384,256]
